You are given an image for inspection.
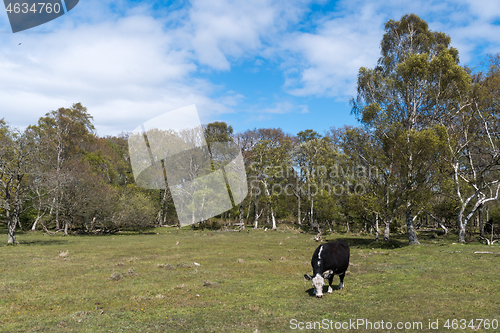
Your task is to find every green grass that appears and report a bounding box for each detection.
[0,227,499,332]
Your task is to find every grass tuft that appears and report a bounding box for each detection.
[203,280,219,287]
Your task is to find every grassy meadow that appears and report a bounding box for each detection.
[0,226,499,332]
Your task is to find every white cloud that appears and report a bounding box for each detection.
[279,6,385,97]
[0,0,315,134]
[258,101,309,114]
[217,92,245,106]
[277,0,500,98]
[1,0,500,135]
[462,0,500,21]
[0,13,204,133]
[183,0,312,69]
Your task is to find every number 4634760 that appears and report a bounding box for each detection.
[5,2,62,14]
[444,319,498,330]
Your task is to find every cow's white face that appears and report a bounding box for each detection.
[312,273,324,298]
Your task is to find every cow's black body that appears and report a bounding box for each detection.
[311,240,350,276]
[305,240,350,296]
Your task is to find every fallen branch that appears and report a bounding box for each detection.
[473,251,500,254]
[479,236,499,245]
[424,210,448,235]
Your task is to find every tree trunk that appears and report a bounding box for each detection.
[156,188,170,225]
[32,191,47,231]
[246,200,251,223]
[7,207,16,244]
[239,204,244,230]
[297,192,301,226]
[8,221,16,244]
[374,214,379,241]
[48,196,56,229]
[440,218,448,235]
[253,198,259,229]
[8,182,23,243]
[270,206,276,230]
[55,194,60,230]
[310,198,318,233]
[406,208,420,245]
[90,217,96,233]
[479,204,484,237]
[326,220,333,233]
[31,217,39,231]
[55,127,65,231]
[458,206,466,243]
[384,221,390,241]
[459,227,466,243]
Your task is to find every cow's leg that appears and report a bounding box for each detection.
[328,275,334,293]
[338,272,346,290]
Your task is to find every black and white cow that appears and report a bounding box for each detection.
[304,240,350,298]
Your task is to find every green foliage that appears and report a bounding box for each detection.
[34,102,95,160]
[0,122,39,242]
[349,13,477,244]
[204,121,233,144]
[111,186,157,231]
[489,202,500,225]
[361,102,382,124]
[210,220,222,230]
[297,129,321,143]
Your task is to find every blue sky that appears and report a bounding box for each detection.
[1,0,500,137]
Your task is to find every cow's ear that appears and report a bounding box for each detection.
[304,274,312,280]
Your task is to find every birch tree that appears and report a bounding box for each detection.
[292,131,337,234]
[34,103,95,231]
[443,57,500,242]
[241,128,294,229]
[351,14,470,244]
[0,121,38,243]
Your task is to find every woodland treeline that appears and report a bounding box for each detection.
[1,14,499,244]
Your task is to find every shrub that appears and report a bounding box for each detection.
[111,186,157,231]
